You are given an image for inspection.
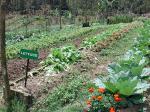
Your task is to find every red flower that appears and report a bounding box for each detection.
[88,87,94,93]
[109,107,115,112]
[114,97,122,102]
[114,94,122,102]
[98,88,105,93]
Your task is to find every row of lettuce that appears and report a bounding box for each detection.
[84,19,150,112]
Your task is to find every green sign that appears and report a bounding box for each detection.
[20,49,39,60]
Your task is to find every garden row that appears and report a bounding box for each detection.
[84,19,150,112]
[6,24,104,59]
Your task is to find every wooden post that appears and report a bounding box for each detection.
[59,0,62,29]
[25,59,29,87]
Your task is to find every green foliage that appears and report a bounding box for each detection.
[105,79,138,96]
[135,19,150,58]
[107,15,133,24]
[41,46,81,73]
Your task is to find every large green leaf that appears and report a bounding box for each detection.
[116,79,138,96]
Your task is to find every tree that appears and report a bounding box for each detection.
[0,0,11,109]
[59,0,68,29]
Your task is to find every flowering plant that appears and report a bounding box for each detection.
[84,87,125,112]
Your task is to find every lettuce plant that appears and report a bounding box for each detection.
[41,46,81,73]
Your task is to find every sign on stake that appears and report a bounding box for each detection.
[20,49,39,87]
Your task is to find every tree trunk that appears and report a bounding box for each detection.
[85,0,88,23]
[0,1,11,107]
[59,12,62,29]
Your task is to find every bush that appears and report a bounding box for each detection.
[107,15,133,24]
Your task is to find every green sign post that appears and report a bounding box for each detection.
[20,49,39,87]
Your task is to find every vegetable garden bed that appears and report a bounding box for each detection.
[2,20,145,112]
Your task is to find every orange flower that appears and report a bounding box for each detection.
[88,87,94,93]
[97,96,103,101]
[91,96,96,100]
[98,88,105,93]
[109,107,115,112]
[86,100,91,105]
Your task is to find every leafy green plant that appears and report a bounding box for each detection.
[108,49,149,80]
[41,46,81,73]
[104,79,138,96]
